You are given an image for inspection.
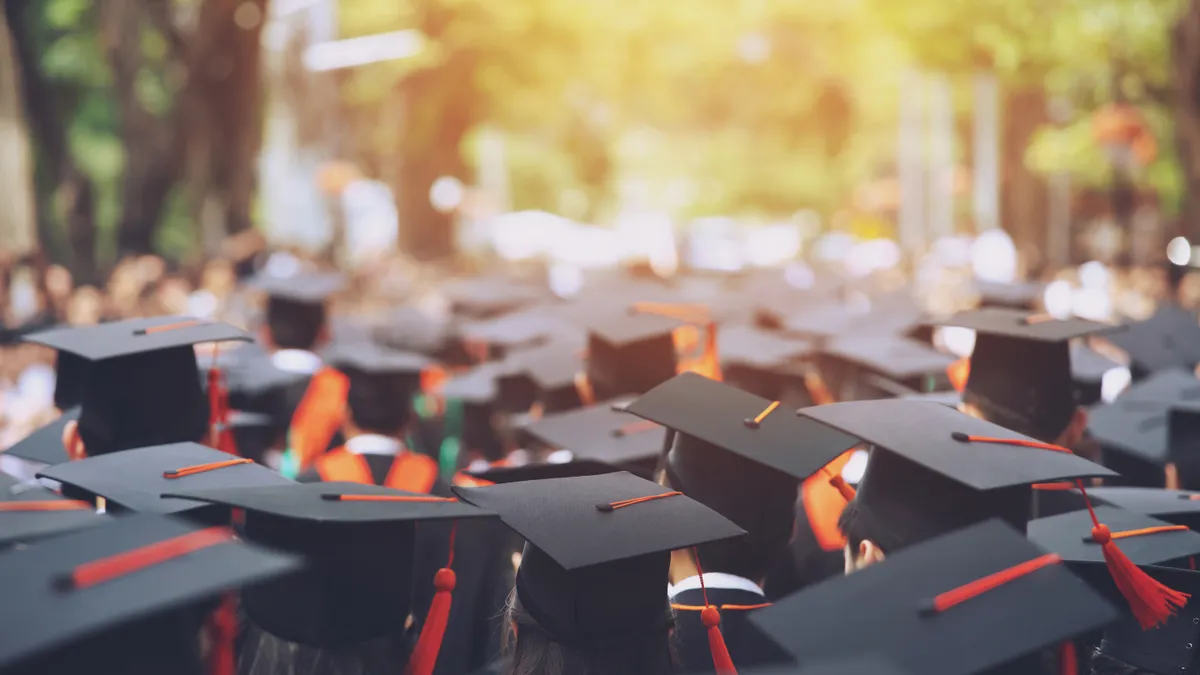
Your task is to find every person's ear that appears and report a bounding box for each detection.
[1056,407,1089,449]
[62,419,87,460]
[856,539,885,570]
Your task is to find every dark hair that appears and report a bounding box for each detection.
[344,371,415,437]
[266,297,326,351]
[837,497,887,556]
[503,589,674,675]
[1089,650,1150,675]
[238,621,411,675]
[660,471,794,582]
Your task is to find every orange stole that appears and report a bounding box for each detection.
[803,450,855,551]
[315,448,439,494]
[289,367,350,470]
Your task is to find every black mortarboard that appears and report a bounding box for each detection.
[1105,305,1200,379]
[1171,405,1200,489]
[461,311,575,360]
[0,472,106,547]
[229,409,278,465]
[1072,342,1122,406]
[39,442,292,523]
[585,311,683,400]
[53,350,89,410]
[940,308,1116,440]
[823,335,954,392]
[523,401,666,471]
[975,278,1045,310]
[524,348,587,413]
[1119,368,1200,403]
[799,399,1114,549]
[454,471,745,646]
[719,325,813,401]
[1094,565,1200,675]
[25,317,252,456]
[252,271,343,351]
[441,276,547,319]
[0,512,298,673]
[325,342,430,426]
[2,405,79,465]
[251,269,345,303]
[1083,486,1200,531]
[1028,505,1200,567]
[373,306,457,357]
[464,458,621,484]
[749,519,1118,675]
[1088,398,1172,487]
[164,481,495,647]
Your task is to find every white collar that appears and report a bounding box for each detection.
[668,573,765,598]
[271,349,323,375]
[345,434,404,456]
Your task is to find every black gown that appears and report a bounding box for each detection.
[670,587,795,673]
[299,454,512,675]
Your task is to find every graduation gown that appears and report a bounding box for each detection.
[299,451,510,675]
[670,586,794,673]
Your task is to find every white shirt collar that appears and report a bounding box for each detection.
[668,572,765,598]
[271,349,323,375]
[344,434,404,456]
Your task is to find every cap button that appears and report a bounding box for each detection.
[743,418,761,429]
[950,431,970,443]
[595,503,615,513]
[700,606,722,628]
[1091,524,1112,545]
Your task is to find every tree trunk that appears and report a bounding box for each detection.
[1174,1,1200,243]
[3,0,98,281]
[0,7,37,258]
[1001,87,1052,271]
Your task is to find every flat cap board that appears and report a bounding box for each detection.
[1084,486,1200,522]
[24,316,252,361]
[587,312,686,346]
[39,442,293,514]
[748,519,1118,675]
[523,402,666,465]
[323,342,431,374]
[461,311,574,347]
[0,474,108,546]
[0,512,299,669]
[975,279,1045,309]
[464,459,622,484]
[1117,369,1200,403]
[165,481,493,523]
[1028,505,1200,564]
[824,336,954,379]
[1,406,78,465]
[718,324,813,369]
[1105,305,1200,373]
[454,471,746,570]
[938,308,1117,342]
[625,372,860,480]
[1072,343,1122,383]
[799,399,1116,489]
[249,270,344,302]
[1087,399,1170,464]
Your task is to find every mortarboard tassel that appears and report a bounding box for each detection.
[692,548,738,675]
[407,522,458,675]
[1060,641,1077,675]
[207,593,238,675]
[206,366,238,456]
[953,433,1191,629]
[947,357,970,393]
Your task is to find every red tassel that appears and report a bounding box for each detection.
[206,362,239,456]
[208,593,238,675]
[1059,641,1077,675]
[827,473,857,501]
[1091,522,1190,629]
[702,607,738,675]
[406,525,458,675]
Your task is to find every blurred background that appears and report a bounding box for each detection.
[3,0,1200,317]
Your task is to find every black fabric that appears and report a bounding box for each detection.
[0,512,297,670]
[523,401,667,468]
[0,473,107,547]
[1106,304,1200,378]
[24,315,252,360]
[763,501,851,601]
[1097,566,1200,675]
[1170,407,1200,487]
[1028,505,1200,565]
[1084,486,1200,531]
[823,335,954,381]
[586,312,682,400]
[53,350,89,410]
[965,334,1078,441]
[2,405,78,465]
[670,587,794,673]
[749,519,1119,675]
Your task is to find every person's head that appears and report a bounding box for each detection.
[503,586,673,675]
[254,271,343,352]
[342,367,416,438]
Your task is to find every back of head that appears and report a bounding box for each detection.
[77,347,209,456]
[664,434,797,581]
[344,367,416,437]
[266,297,326,351]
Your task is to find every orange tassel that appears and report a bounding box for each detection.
[1091,521,1190,629]
[701,607,738,675]
[406,525,458,675]
[206,363,238,456]
[208,593,238,675]
[1060,641,1077,675]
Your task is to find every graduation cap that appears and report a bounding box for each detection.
[0,512,298,673]
[1094,566,1200,675]
[798,399,1114,549]
[1171,405,1200,490]
[252,271,344,351]
[440,276,546,319]
[520,346,587,413]
[974,278,1045,310]
[454,472,745,651]
[53,350,89,410]
[718,325,813,401]
[625,373,859,576]
[1119,368,1200,404]
[523,401,666,471]
[373,306,457,357]
[163,481,495,666]
[228,410,278,465]
[1105,305,1200,379]
[1088,398,1174,488]
[585,311,684,401]
[325,342,431,430]
[0,472,106,547]
[939,308,1117,440]
[1028,505,1200,626]
[1083,486,1200,532]
[460,311,575,360]
[1,405,79,465]
[464,458,622,484]
[823,335,954,391]
[25,316,252,456]
[38,442,292,524]
[748,519,1118,675]
[1072,342,1123,406]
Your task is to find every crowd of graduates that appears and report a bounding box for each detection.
[5,248,1200,675]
